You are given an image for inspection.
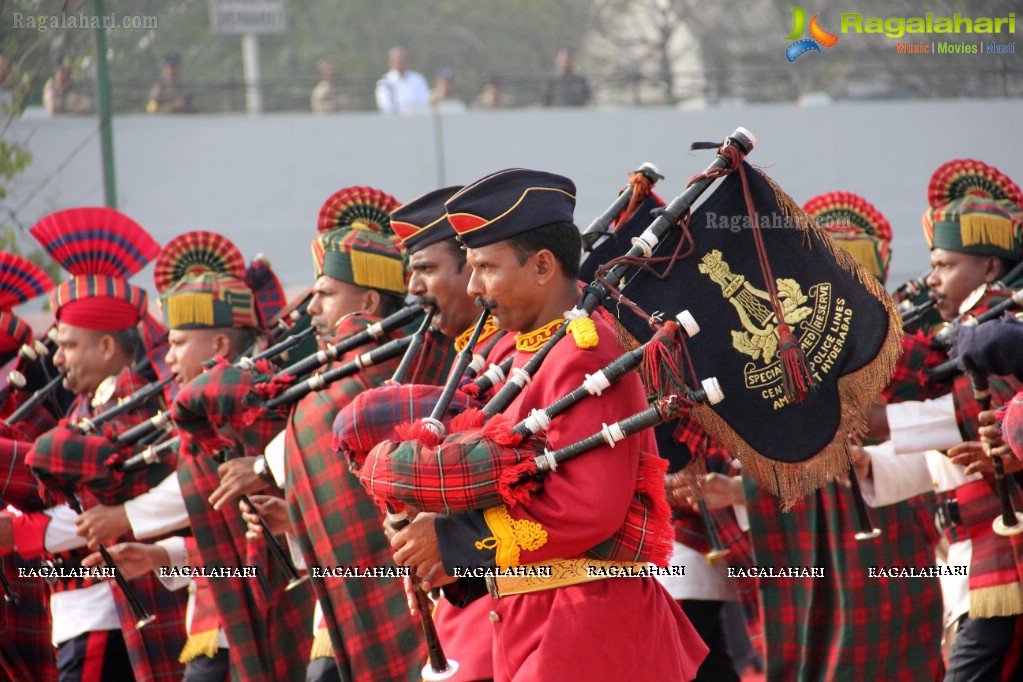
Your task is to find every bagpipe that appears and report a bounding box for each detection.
[1,326,74,434]
[893,271,937,330]
[263,311,431,410]
[968,368,1023,537]
[113,309,428,471]
[346,126,903,571]
[580,162,663,252]
[273,303,424,384]
[113,325,317,447]
[926,285,1023,381]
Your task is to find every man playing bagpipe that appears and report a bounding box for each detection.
[0,252,59,682]
[390,185,516,681]
[175,187,430,682]
[698,191,946,680]
[860,159,1023,680]
[339,168,709,681]
[12,208,189,681]
[77,230,311,682]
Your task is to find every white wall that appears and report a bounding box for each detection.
[7,99,1023,294]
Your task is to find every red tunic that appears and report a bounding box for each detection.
[440,313,708,681]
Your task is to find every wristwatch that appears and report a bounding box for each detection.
[253,455,275,485]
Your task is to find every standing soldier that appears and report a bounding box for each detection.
[23,208,188,681]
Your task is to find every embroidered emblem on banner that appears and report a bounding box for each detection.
[698,249,850,409]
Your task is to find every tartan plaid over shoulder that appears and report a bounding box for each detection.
[27,366,189,681]
[284,314,425,681]
[744,479,943,682]
[360,312,673,567]
[176,454,314,682]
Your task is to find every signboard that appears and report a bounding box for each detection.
[209,0,286,35]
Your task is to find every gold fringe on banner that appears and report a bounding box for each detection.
[689,168,903,509]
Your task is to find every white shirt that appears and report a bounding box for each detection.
[40,506,120,645]
[886,394,963,454]
[124,473,190,539]
[657,540,736,602]
[374,69,430,114]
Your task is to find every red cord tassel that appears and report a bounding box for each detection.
[777,323,813,402]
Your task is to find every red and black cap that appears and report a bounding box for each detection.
[445,168,576,249]
[390,186,463,254]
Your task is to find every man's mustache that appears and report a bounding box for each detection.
[475,296,498,310]
[415,295,439,310]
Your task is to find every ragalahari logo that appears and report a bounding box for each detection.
[785,7,839,61]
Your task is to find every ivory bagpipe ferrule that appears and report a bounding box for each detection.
[581,162,664,252]
[513,310,704,439]
[279,305,425,384]
[75,375,174,435]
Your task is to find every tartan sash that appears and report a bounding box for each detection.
[111,574,189,681]
[284,322,426,681]
[29,367,188,680]
[882,330,951,404]
[177,455,314,682]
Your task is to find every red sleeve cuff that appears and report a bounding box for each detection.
[10,510,51,559]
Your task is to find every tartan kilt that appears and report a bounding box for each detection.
[286,331,426,681]
[744,479,944,681]
[0,554,56,682]
[111,572,188,681]
[178,454,314,682]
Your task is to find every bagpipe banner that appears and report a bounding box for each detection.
[583,161,901,507]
